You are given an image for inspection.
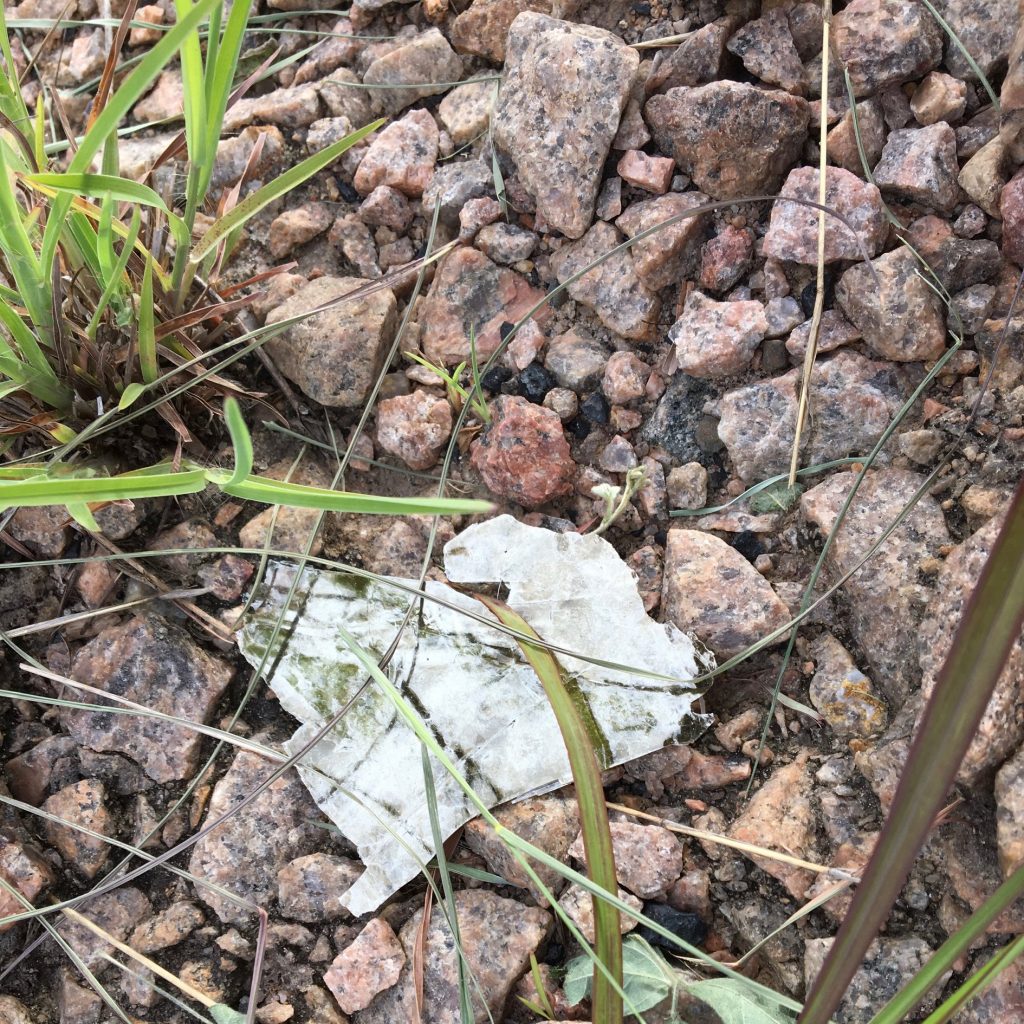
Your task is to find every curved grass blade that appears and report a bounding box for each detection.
[799,479,1024,1024]
[474,594,623,1024]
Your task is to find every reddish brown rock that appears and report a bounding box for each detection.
[419,247,548,366]
[265,276,397,408]
[826,96,887,175]
[558,882,641,943]
[873,122,961,212]
[43,780,113,880]
[375,390,452,471]
[268,204,333,259]
[616,150,674,194]
[450,0,575,63]
[129,4,164,46]
[831,0,943,97]
[470,396,575,508]
[57,888,153,974]
[353,110,438,197]
[670,291,767,378]
[464,796,579,904]
[325,918,406,1014]
[918,512,1024,786]
[602,351,649,405]
[645,82,809,200]
[698,224,754,293]
[763,167,887,264]
[358,185,413,233]
[729,752,817,899]
[0,829,55,933]
[836,246,947,361]
[549,221,660,341]
[61,616,233,783]
[492,13,638,238]
[350,890,550,1024]
[615,191,710,290]
[662,528,791,659]
[130,902,205,954]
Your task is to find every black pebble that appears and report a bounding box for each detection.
[499,321,517,343]
[541,939,565,965]
[337,181,359,204]
[731,530,763,562]
[518,363,556,403]
[566,415,592,439]
[481,366,514,392]
[580,393,610,425]
[637,903,707,951]
[799,273,835,317]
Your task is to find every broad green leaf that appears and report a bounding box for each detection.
[65,502,101,532]
[189,119,383,265]
[685,979,797,1024]
[209,1005,245,1024]
[117,382,146,410]
[564,936,676,1014]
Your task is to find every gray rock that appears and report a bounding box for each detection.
[645,18,731,93]
[223,84,321,131]
[662,528,791,659]
[918,511,1024,785]
[929,0,1020,80]
[801,469,950,706]
[61,616,233,783]
[438,79,496,145]
[57,889,152,974]
[727,8,806,95]
[804,937,946,1023]
[265,276,397,408]
[873,123,961,213]
[543,329,610,391]
[319,68,375,125]
[476,222,537,265]
[830,0,943,98]
[362,29,463,116]
[278,853,363,923]
[645,82,809,200]
[717,350,903,482]
[188,747,322,925]
[421,159,493,225]
[836,246,948,361]
[549,221,660,340]
[352,890,551,1024]
[492,13,638,238]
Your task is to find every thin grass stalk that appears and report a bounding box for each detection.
[799,479,1024,1024]
[474,595,623,1024]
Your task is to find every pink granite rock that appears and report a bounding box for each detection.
[353,110,438,197]
[324,918,406,1014]
[376,390,453,471]
[670,291,767,377]
[616,150,675,194]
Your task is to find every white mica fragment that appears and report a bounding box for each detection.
[237,515,714,915]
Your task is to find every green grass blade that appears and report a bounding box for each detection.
[201,0,251,192]
[138,255,157,384]
[214,474,492,517]
[799,480,1024,1024]
[0,142,50,330]
[87,208,141,339]
[223,397,254,485]
[474,595,623,1024]
[869,864,1024,1024]
[921,936,1024,1024]
[0,467,210,507]
[188,119,383,266]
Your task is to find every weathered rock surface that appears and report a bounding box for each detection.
[325,918,406,1014]
[265,276,397,408]
[61,616,233,783]
[463,796,579,904]
[0,828,55,932]
[57,889,152,974]
[353,109,438,197]
[831,0,943,98]
[809,633,888,738]
[717,351,903,481]
[569,822,682,898]
[836,246,948,361]
[730,753,817,898]
[42,780,113,880]
[543,329,610,391]
[727,8,806,95]
[763,167,887,264]
[492,13,638,238]
[352,890,550,1024]
[419,247,548,366]
[873,123,961,212]
[918,511,1024,786]
[614,192,710,290]
[670,291,767,378]
[662,529,791,658]
[929,0,1020,80]
[549,222,660,340]
[130,902,205,954]
[645,82,809,199]
[376,390,453,471]
[362,29,463,116]
[188,747,321,925]
[801,469,950,706]
[450,0,577,63]
[470,396,575,507]
[277,853,362,923]
[995,746,1024,876]
[558,882,641,943]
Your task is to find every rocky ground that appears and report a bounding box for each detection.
[2,0,1024,1022]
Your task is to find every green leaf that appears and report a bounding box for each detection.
[138,256,157,384]
[563,935,675,1015]
[118,382,146,410]
[209,1005,246,1024]
[189,119,383,265]
[64,501,101,532]
[223,397,254,485]
[685,978,797,1024]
